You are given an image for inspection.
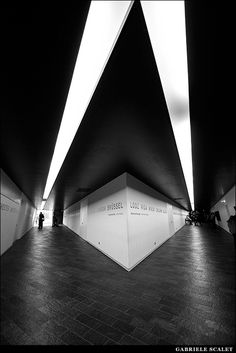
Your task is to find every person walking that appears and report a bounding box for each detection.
[52,214,58,227]
[38,212,45,230]
[227,206,236,250]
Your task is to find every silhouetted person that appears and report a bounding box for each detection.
[191,210,200,226]
[193,210,201,226]
[227,206,236,250]
[38,212,44,230]
[202,209,207,223]
[185,212,193,225]
[209,212,216,228]
[52,214,58,227]
[198,209,204,224]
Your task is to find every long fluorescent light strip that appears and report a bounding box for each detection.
[141,0,195,209]
[40,200,46,210]
[43,1,134,200]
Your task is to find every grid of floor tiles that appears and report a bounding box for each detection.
[1,224,235,345]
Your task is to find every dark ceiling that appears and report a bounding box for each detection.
[2,2,235,212]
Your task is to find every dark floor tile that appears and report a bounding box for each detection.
[34,329,66,345]
[158,338,171,345]
[41,319,68,336]
[1,224,235,346]
[58,296,79,305]
[112,319,135,335]
[60,317,90,337]
[104,338,120,345]
[0,335,10,345]
[131,327,149,341]
[129,316,153,332]
[12,315,47,337]
[6,294,26,307]
[1,320,38,345]
[119,334,146,345]
[89,301,109,311]
[1,300,49,327]
[139,332,161,345]
[83,308,117,326]
[83,328,110,345]
[103,306,133,324]
[159,304,184,316]
[61,330,91,345]
[112,301,132,312]
[75,312,101,330]
[59,304,82,318]
[95,322,124,342]
[73,300,93,312]
[79,297,96,305]
[38,304,69,323]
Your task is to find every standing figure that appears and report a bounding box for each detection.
[38,212,45,230]
[227,206,236,250]
[185,212,193,225]
[209,212,216,228]
[52,214,58,227]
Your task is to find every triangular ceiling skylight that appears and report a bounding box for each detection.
[43,0,194,210]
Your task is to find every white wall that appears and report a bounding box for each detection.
[15,192,37,239]
[64,175,129,268]
[64,173,187,271]
[86,174,129,269]
[80,199,88,240]
[173,206,187,233]
[167,203,175,236]
[211,185,236,233]
[64,174,129,268]
[1,169,36,255]
[1,194,21,255]
[64,198,88,240]
[126,174,187,269]
[64,202,81,234]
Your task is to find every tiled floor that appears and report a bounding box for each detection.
[1,224,235,345]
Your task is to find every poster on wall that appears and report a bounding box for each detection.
[1,194,20,254]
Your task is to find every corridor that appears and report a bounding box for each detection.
[1,224,235,345]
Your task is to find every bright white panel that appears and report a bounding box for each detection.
[86,174,129,269]
[141,1,194,209]
[15,193,36,240]
[127,186,169,269]
[63,173,188,270]
[64,202,81,235]
[1,194,20,255]
[43,1,134,200]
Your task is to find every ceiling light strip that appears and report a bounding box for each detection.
[141,0,194,209]
[43,1,134,201]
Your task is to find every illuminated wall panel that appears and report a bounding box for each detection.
[64,173,187,270]
[1,169,36,255]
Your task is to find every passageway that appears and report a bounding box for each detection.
[1,224,235,345]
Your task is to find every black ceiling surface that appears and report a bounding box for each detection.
[2,2,235,212]
[2,3,90,208]
[185,1,235,210]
